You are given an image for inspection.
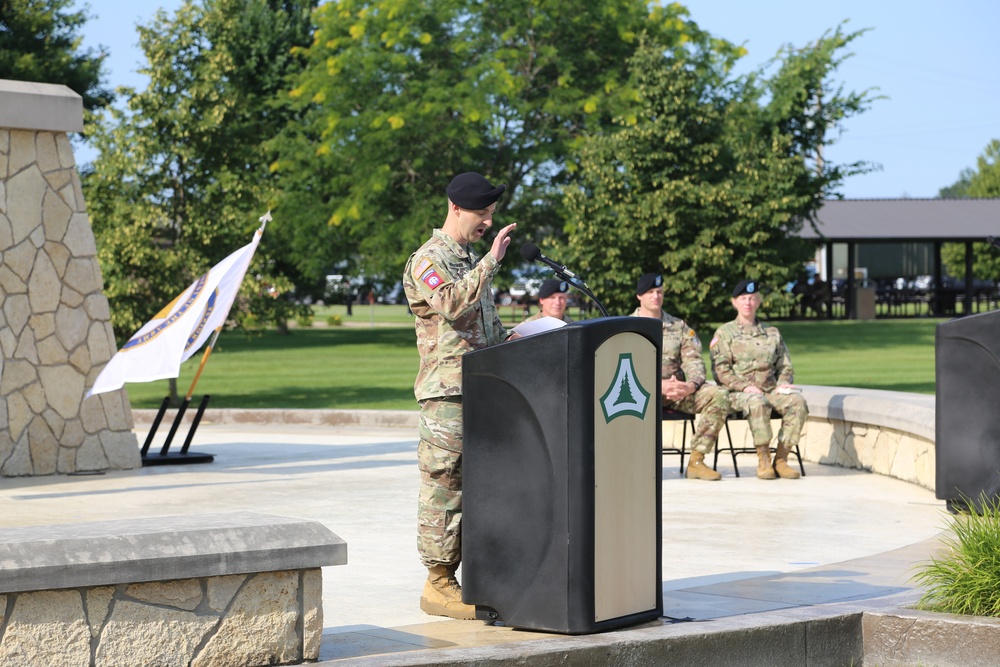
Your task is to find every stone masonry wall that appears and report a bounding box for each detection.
[664,410,935,490]
[0,569,324,667]
[0,127,139,475]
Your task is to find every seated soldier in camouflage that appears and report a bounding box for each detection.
[631,273,729,481]
[709,279,808,480]
[524,278,574,323]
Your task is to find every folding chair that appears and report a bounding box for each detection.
[661,407,697,473]
[713,410,805,478]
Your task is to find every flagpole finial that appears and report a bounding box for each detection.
[258,210,272,231]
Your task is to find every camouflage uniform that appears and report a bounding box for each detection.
[403,229,510,568]
[709,319,808,447]
[631,308,728,454]
[523,311,573,323]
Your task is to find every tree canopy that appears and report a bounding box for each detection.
[78,0,880,336]
[0,0,113,110]
[561,24,876,325]
[82,0,317,341]
[270,0,737,286]
[941,138,1000,279]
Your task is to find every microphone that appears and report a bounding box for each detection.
[519,242,610,317]
[519,242,579,280]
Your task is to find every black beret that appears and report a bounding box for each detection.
[538,278,569,299]
[446,172,506,209]
[636,273,663,295]
[732,279,761,298]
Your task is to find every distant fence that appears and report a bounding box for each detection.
[771,286,1000,320]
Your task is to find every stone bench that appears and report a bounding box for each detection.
[663,384,936,490]
[0,511,347,666]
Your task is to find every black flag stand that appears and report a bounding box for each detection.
[139,328,222,466]
[140,394,214,466]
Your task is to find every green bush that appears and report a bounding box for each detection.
[913,494,1000,617]
[296,313,314,328]
[326,314,342,326]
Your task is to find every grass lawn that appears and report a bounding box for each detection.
[738,318,938,395]
[123,307,943,410]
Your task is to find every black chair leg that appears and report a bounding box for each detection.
[724,422,741,477]
[678,420,686,474]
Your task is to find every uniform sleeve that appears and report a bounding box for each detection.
[678,326,706,387]
[774,333,795,385]
[489,307,511,343]
[406,251,499,321]
[710,327,750,392]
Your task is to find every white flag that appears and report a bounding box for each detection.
[87,227,263,398]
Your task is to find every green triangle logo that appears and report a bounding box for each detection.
[599,353,650,423]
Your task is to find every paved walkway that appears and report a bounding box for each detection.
[0,418,948,665]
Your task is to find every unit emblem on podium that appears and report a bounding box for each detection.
[599,353,651,423]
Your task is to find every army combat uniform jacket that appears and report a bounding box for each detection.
[403,229,511,401]
[630,308,706,387]
[630,308,728,454]
[523,311,573,324]
[710,319,794,392]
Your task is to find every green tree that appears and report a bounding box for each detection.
[562,24,876,325]
[0,0,112,110]
[271,0,737,287]
[83,0,316,344]
[939,167,974,198]
[967,139,1000,198]
[942,139,1000,280]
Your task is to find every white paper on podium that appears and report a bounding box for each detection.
[513,316,567,337]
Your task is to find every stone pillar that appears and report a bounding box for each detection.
[0,79,140,476]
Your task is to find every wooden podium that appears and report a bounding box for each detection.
[461,316,663,634]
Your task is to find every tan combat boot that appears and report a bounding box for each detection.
[420,564,477,620]
[686,451,721,481]
[756,445,777,479]
[773,443,801,479]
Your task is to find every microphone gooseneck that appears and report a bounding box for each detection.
[518,240,609,317]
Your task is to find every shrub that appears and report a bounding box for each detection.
[326,315,342,327]
[296,313,314,328]
[912,494,1000,617]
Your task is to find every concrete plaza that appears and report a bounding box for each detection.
[0,412,948,665]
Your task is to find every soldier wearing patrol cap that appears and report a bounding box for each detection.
[402,172,519,619]
[524,278,574,323]
[709,279,808,480]
[630,272,729,481]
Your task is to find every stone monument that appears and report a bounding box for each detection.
[0,79,140,476]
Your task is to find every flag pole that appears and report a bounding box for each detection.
[185,327,222,401]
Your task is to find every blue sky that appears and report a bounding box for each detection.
[72,0,999,199]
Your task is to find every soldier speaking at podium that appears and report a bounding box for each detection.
[402,172,518,619]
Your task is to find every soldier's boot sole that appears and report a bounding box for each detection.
[686,462,722,481]
[420,595,477,620]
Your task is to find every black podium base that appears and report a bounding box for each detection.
[141,452,215,466]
